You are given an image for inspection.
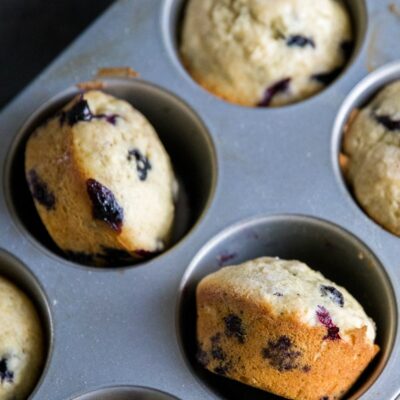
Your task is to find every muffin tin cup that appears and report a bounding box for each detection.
[332,60,400,231]
[177,214,397,400]
[70,386,180,400]
[162,0,369,106]
[4,77,217,267]
[0,1,399,399]
[0,249,53,399]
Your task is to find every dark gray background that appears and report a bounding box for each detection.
[0,0,113,110]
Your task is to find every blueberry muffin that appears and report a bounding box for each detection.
[180,0,353,107]
[25,91,177,266]
[0,276,44,400]
[343,81,400,236]
[196,257,378,400]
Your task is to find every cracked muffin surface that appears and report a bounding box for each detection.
[343,81,400,236]
[25,90,177,266]
[196,257,378,400]
[180,0,353,106]
[0,276,44,400]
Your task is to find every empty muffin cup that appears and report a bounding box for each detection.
[0,249,53,399]
[70,385,180,400]
[177,214,396,400]
[4,78,217,267]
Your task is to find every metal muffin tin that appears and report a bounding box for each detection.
[0,0,399,399]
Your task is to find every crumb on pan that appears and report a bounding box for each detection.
[76,80,105,90]
[96,67,139,78]
[388,3,400,17]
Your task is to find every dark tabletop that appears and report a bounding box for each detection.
[0,0,113,110]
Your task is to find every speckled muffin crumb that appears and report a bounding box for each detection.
[25,90,177,266]
[196,257,379,400]
[343,80,400,236]
[0,276,44,400]
[180,0,353,107]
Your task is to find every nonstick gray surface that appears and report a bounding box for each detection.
[0,1,399,399]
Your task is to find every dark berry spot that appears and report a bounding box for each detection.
[95,113,119,125]
[60,96,119,126]
[98,246,134,264]
[64,251,94,264]
[61,97,93,126]
[27,169,56,210]
[210,333,226,361]
[211,346,226,361]
[224,314,246,344]
[217,252,237,267]
[208,334,234,374]
[286,35,315,48]
[341,40,354,59]
[311,67,342,85]
[262,336,302,372]
[316,306,341,340]
[196,346,209,367]
[258,78,291,107]
[273,292,283,297]
[86,179,124,232]
[326,326,340,340]
[374,114,400,131]
[320,285,344,307]
[211,333,222,345]
[302,365,311,373]
[127,149,152,181]
[0,358,14,383]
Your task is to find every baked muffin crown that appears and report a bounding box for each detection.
[25,90,177,265]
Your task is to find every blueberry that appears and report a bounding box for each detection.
[211,345,226,361]
[210,333,226,361]
[311,67,342,85]
[262,336,302,372]
[196,346,209,367]
[258,78,291,107]
[208,333,233,374]
[316,306,341,340]
[95,113,119,125]
[127,149,152,181]
[320,285,344,307]
[286,35,315,48]
[61,97,93,126]
[374,114,400,131]
[86,179,124,232]
[326,326,341,341]
[224,314,246,344]
[60,96,119,126]
[273,292,283,297]
[211,333,222,345]
[0,358,14,383]
[27,169,56,210]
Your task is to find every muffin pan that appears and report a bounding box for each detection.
[0,0,399,399]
